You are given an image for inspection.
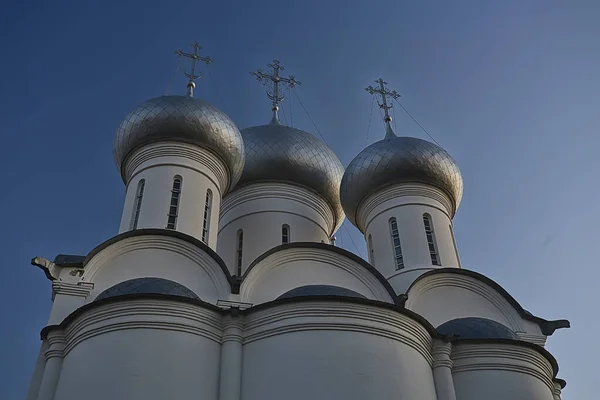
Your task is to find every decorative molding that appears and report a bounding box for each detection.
[406,273,526,332]
[44,330,65,360]
[357,184,454,233]
[451,343,555,392]
[222,316,244,344]
[82,234,231,298]
[51,281,94,301]
[432,339,453,369]
[124,142,229,193]
[61,299,223,356]
[516,332,547,347]
[220,183,335,235]
[240,246,395,303]
[243,301,434,365]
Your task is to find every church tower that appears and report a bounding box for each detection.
[217,60,345,276]
[340,79,463,294]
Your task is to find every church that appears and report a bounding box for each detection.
[26,44,569,400]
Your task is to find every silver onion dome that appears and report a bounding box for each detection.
[114,95,245,191]
[237,122,345,233]
[340,136,463,228]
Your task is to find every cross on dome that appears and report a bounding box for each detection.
[251,60,301,124]
[175,42,213,98]
[366,78,401,139]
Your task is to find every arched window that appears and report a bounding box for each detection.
[389,217,404,270]
[202,189,212,243]
[368,234,375,266]
[282,224,290,244]
[130,179,145,230]
[236,230,243,277]
[423,214,440,266]
[166,176,182,230]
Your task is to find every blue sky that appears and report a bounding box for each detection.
[1,0,596,398]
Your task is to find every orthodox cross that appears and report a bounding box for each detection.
[366,78,401,138]
[251,60,301,123]
[175,42,213,97]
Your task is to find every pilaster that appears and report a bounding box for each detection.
[36,330,65,400]
[432,339,457,400]
[219,314,244,400]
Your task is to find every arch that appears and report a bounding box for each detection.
[166,175,182,230]
[130,179,145,230]
[95,277,200,301]
[277,285,367,300]
[240,242,399,305]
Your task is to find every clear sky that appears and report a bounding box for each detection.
[1,0,596,398]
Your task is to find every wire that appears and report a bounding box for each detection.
[292,89,329,144]
[280,103,289,125]
[289,92,293,127]
[392,99,398,132]
[342,222,364,258]
[207,66,226,109]
[164,57,184,95]
[394,98,441,147]
[365,96,374,145]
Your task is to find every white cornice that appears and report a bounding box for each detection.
[82,235,231,299]
[451,343,555,392]
[244,301,434,365]
[51,281,94,301]
[240,247,394,303]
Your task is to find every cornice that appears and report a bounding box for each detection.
[240,243,398,304]
[51,281,94,300]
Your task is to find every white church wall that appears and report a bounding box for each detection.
[405,272,546,344]
[358,184,460,295]
[82,234,231,304]
[52,299,222,400]
[218,183,333,276]
[118,143,227,249]
[241,301,438,400]
[25,341,48,400]
[451,342,556,400]
[240,246,395,304]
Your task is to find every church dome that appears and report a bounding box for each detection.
[95,277,200,301]
[437,317,518,340]
[340,135,463,227]
[113,95,245,191]
[237,122,345,232]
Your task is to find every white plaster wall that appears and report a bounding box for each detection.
[452,343,555,400]
[53,300,222,400]
[82,235,232,305]
[359,184,460,296]
[25,341,47,400]
[118,143,226,249]
[218,183,333,275]
[241,301,438,400]
[240,247,395,304]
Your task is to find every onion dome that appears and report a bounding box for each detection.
[95,278,200,301]
[238,120,345,232]
[113,95,245,192]
[437,317,518,340]
[340,78,463,228]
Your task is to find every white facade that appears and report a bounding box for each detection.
[25,79,569,400]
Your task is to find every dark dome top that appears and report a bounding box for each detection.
[340,136,463,229]
[95,278,200,301]
[437,317,518,340]
[114,95,245,191]
[237,122,345,233]
[277,285,366,300]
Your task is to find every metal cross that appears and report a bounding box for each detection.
[366,78,401,137]
[175,42,213,97]
[251,60,301,123]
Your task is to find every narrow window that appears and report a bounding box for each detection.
[423,214,440,266]
[368,234,375,266]
[282,224,290,244]
[236,230,243,276]
[450,224,462,268]
[166,176,182,230]
[130,179,145,230]
[202,189,212,243]
[389,217,404,270]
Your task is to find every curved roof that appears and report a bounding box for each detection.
[237,122,345,233]
[407,268,570,335]
[113,95,245,191]
[278,285,367,300]
[340,136,463,229]
[437,317,518,340]
[95,278,200,301]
